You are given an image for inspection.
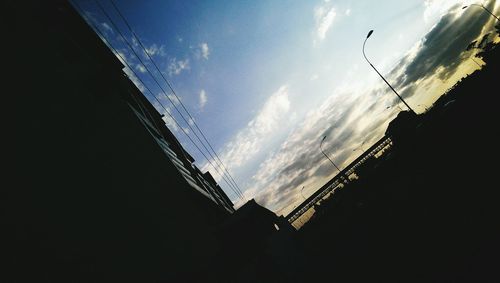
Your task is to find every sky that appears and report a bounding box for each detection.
[73,0,499,216]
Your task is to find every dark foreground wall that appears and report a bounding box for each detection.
[8,1,229,281]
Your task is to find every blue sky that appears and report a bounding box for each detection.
[74,0,499,215]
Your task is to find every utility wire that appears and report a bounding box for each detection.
[80,2,241,201]
[98,0,243,199]
[93,0,236,197]
[108,0,245,199]
[80,0,242,201]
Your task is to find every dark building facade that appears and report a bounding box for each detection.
[385,110,420,145]
[123,71,235,214]
[9,1,235,281]
[216,199,302,282]
[8,1,302,282]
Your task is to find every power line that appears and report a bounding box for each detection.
[93,0,244,200]
[74,0,242,201]
[106,1,243,200]
[108,0,245,200]
[80,1,242,201]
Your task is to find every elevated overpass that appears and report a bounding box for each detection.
[285,136,392,223]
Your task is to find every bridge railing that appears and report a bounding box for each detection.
[285,136,392,223]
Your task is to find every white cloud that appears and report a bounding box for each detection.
[314,2,337,41]
[167,94,181,106]
[241,5,498,214]
[152,103,179,132]
[164,115,179,132]
[101,22,113,33]
[345,8,351,16]
[135,64,147,73]
[113,50,128,66]
[199,90,208,109]
[131,36,139,48]
[168,58,190,76]
[145,43,166,57]
[110,49,146,92]
[123,67,145,92]
[423,0,462,22]
[200,42,210,60]
[213,85,291,172]
[245,86,392,214]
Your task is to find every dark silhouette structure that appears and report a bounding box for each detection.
[297,37,500,282]
[216,199,300,282]
[385,110,420,145]
[8,1,298,282]
[363,29,417,115]
[286,136,393,223]
[8,1,500,282]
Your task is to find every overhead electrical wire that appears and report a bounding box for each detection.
[93,0,244,200]
[107,0,245,200]
[71,0,243,201]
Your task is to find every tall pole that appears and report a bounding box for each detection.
[470,57,482,68]
[320,136,342,173]
[353,141,366,154]
[417,104,429,112]
[320,135,348,184]
[463,4,500,21]
[363,30,416,115]
[300,186,306,200]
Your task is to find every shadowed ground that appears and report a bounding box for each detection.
[297,42,500,282]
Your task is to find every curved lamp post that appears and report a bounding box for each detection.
[470,56,482,68]
[300,186,306,200]
[320,135,347,183]
[463,4,500,21]
[363,30,416,115]
[353,141,366,154]
[320,136,342,173]
[417,104,429,112]
[387,104,403,111]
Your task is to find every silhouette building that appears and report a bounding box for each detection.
[9,1,301,282]
[10,1,238,281]
[385,110,420,144]
[125,76,235,214]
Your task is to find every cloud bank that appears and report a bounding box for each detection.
[235,3,498,215]
[199,89,207,109]
[314,1,337,42]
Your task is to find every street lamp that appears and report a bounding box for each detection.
[417,104,429,112]
[463,4,500,21]
[386,104,403,111]
[363,30,416,115]
[320,135,347,183]
[470,56,482,68]
[465,45,484,68]
[353,141,366,154]
[300,186,306,200]
[353,142,366,154]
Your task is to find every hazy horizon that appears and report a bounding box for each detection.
[73,0,499,215]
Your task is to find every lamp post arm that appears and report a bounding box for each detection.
[363,37,416,114]
[482,5,500,21]
[320,139,342,173]
[472,4,500,21]
[362,37,370,64]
